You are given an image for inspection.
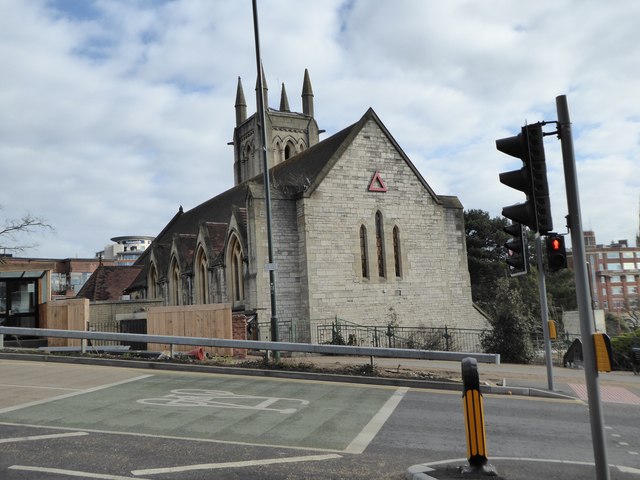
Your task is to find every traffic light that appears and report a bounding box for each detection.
[503,222,529,277]
[546,233,567,271]
[497,123,553,234]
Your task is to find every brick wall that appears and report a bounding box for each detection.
[231,313,247,358]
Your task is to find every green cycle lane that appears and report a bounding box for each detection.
[0,371,405,452]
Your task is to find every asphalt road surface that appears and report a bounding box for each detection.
[0,358,639,479]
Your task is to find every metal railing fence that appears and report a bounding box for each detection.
[316,319,486,353]
[0,326,500,364]
[89,319,147,350]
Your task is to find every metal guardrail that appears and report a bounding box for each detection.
[0,326,500,364]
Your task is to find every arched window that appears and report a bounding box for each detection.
[195,245,208,304]
[169,257,181,305]
[360,225,369,278]
[148,262,158,299]
[393,226,402,278]
[375,211,385,278]
[284,141,296,160]
[228,234,244,303]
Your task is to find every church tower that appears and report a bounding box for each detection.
[232,68,321,185]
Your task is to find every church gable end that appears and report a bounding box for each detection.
[297,111,485,330]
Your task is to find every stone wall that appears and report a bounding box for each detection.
[296,118,488,329]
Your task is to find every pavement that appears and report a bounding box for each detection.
[2,349,640,400]
[278,353,640,401]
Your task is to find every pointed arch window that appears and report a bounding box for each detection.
[284,141,296,160]
[195,245,208,304]
[360,225,369,278]
[228,234,244,304]
[393,226,402,278]
[169,257,181,305]
[375,211,385,278]
[148,262,158,299]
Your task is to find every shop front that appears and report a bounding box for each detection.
[0,265,51,330]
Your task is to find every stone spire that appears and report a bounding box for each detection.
[302,68,314,117]
[255,63,268,111]
[234,77,247,126]
[279,83,290,112]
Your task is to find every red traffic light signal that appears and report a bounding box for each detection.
[546,233,567,271]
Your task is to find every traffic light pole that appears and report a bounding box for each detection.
[556,95,610,480]
[534,235,554,391]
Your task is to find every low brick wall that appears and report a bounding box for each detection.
[231,313,248,359]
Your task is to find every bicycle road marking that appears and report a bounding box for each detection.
[0,374,153,414]
[137,388,310,414]
[0,373,405,452]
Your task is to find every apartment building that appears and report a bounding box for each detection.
[580,231,640,313]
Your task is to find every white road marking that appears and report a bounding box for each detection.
[9,465,150,480]
[0,383,82,391]
[131,453,342,476]
[0,431,88,444]
[0,375,153,414]
[0,421,344,453]
[136,388,309,414]
[418,457,640,475]
[344,387,408,454]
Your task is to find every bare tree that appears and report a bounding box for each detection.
[0,208,54,255]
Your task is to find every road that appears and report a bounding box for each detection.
[0,358,639,479]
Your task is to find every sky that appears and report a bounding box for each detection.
[1,0,639,259]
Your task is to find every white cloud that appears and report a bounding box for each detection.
[0,0,638,258]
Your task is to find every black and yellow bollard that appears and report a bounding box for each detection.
[593,332,613,373]
[461,357,497,475]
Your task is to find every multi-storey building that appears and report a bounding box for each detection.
[580,231,640,314]
[97,236,154,266]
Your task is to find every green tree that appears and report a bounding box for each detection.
[464,208,577,358]
[480,277,535,363]
[464,209,510,310]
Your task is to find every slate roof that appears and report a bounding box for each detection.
[202,222,229,265]
[77,265,143,301]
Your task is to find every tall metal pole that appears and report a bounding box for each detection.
[535,235,554,391]
[556,95,609,480]
[252,0,279,356]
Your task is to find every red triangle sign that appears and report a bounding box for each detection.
[368,171,388,192]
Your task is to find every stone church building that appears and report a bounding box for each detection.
[128,69,488,341]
